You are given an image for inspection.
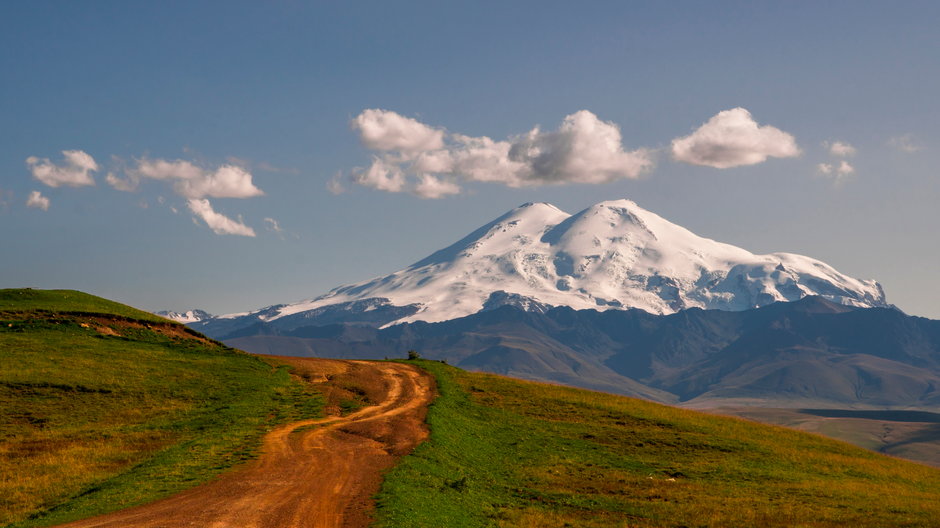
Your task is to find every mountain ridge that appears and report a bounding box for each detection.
[216,296,940,410]
[166,198,889,332]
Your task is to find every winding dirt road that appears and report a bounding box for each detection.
[57,359,435,528]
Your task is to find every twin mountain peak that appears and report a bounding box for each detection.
[162,198,888,330]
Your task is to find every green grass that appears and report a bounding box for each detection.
[0,289,323,527]
[375,360,940,528]
[0,289,169,323]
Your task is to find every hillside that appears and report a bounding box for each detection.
[377,360,940,527]
[0,289,323,527]
[7,288,940,527]
[221,297,940,410]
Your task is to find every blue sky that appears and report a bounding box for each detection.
[2,1,939,318]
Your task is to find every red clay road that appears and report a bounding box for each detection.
[56,359,435,528]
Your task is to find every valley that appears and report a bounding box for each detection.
[704,407,940,468]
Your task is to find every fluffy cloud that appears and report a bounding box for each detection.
[414,174,462,198]
[825,141,856,157]
[817,141,857,185]
[352,109,445,155]
[509,110,654,184]
[100,158,265,236]
[186,198,256,237]
[26,190,50,211]
[351,157,407,192]
[21,150,268,237]
[671,108,800,168]
[889,134,922,153]
[346,109,653,198]
[121,159,264,199]
[26,150,98,187]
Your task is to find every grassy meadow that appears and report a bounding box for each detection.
[0,289,323,527]
[376,360,940,528]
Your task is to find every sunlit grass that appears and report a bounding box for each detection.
[0,290,323,527]
[376,360,940,527]
[0,289,169,323]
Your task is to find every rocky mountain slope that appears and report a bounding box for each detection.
[222,297,940,410]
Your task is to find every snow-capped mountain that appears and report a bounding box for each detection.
[191,199,888,334]
[156,309,213,324]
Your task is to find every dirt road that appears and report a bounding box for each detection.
[57,359,435,528]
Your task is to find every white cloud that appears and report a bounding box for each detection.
[101,157,264,236]
[26,190,50,211]
[836,160,855,175]
[817,141,858,184]
[817,160,855,184]
[352,109,445,156]
[825,140,856,157]
[127,159,264,199]
[671,108,800,168]
[26,150,98,187]
[186,198,256,236]
[414,174,462,199]
[346,109,654,198]
[351,157,407,192]
[888,134,922,153]
[508,110,654,184]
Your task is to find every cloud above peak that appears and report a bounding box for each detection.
[345,109,654,198]
[671,108,800,168]
[26,150,98,187]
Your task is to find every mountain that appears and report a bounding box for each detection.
[186,199,888,337]
[220,297,940,410]
[155,308,213,323]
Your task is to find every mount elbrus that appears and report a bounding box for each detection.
[159,200,940,410]
[165,199,888,332]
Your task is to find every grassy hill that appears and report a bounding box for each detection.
[6,288,940,527]
[376,360,940,527]
[0,289,323,527]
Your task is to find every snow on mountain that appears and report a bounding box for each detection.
[156,309,213,324]
[208,199,888,329]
